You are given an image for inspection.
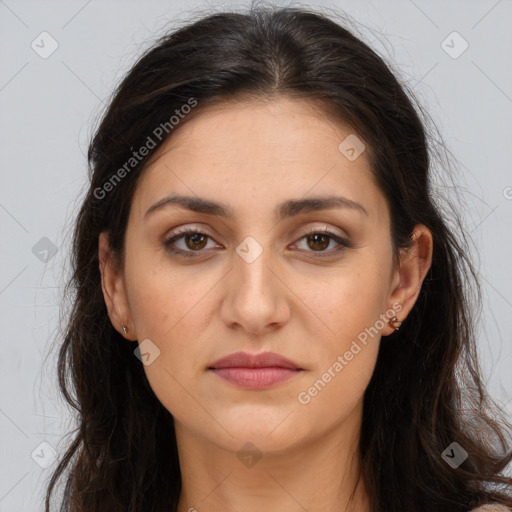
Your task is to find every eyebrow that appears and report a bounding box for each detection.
[144,193,368,221]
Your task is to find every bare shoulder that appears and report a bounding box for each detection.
[470,505,511,512]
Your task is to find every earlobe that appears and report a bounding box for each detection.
[384,225,433,336]
[98,232,137,340]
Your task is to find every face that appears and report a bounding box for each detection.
[100,96,426,457]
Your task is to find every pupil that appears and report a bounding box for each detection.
[187,233,207,250]
[309,234,329,251]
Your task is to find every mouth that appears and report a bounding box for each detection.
[207,351,304,390]
[208,366,303,389]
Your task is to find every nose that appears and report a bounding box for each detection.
[219,242,290,335]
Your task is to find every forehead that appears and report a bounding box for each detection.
[132,97,389,224]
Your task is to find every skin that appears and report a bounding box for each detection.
[99,96,433,512]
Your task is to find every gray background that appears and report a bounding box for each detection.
[1,0,511,509]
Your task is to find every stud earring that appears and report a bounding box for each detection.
[389,316,402,331]
[122,325,128,335]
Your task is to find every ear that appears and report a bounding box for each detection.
[382,224,433,336]
[98,232,137,341]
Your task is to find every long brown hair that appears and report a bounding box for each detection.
[44,5,512,511]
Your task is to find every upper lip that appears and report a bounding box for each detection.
[208,351,303,370]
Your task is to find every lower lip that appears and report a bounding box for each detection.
[209,367,302,389]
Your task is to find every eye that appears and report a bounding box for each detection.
[291,229,354,257]
[163,227,220,258]
[163,227,354,259]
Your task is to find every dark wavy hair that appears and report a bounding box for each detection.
[44,4,512,511]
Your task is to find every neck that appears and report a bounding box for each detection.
[175,405,371,512]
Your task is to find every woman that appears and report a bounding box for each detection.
[44,5,512,511]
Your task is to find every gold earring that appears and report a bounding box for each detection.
[389,316,402,331]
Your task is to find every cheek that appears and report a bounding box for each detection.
[125,256,217,340]
[294,286,383,420]
[294,259,389,344]
[291,260,388,403]
[123,260,219,418]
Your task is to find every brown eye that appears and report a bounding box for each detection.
[306,233,330,251]
[164,228,219,258]
[184,232,208,250]
[293,229,353,257]
[164,227,354,260]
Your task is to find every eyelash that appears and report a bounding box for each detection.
[163,227,354,259]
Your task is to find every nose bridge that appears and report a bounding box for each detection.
[221,233,289,332]
[234,233,275,297]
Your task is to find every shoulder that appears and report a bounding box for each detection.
[470,506,511,512]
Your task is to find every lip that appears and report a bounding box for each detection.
[209,351,302,370]
[208,351,304,390]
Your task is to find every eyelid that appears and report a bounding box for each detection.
[293,223,348,240]
[163,223,354,258]
[164,222,348,241]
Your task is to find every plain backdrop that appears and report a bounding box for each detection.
[1,0,511,510]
